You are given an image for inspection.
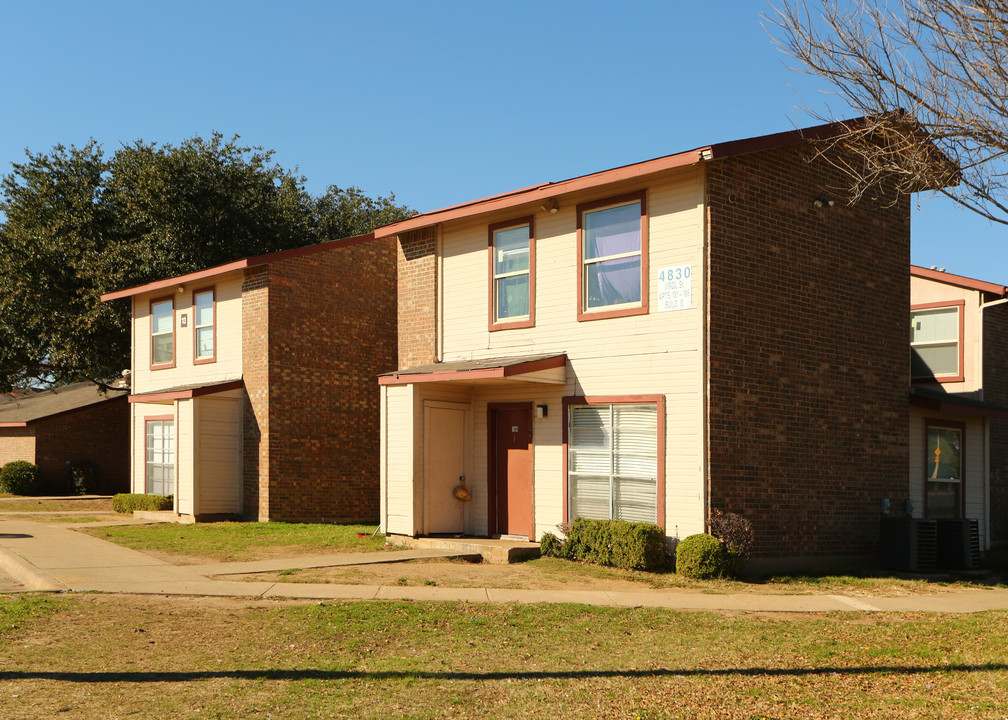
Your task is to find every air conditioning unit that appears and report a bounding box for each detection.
[935,519,981,570]
[880,517,937,571]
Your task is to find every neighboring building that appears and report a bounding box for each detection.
[0,382,129,493]
[909,265,1008,549]
[375,120,915,569]
[100,234,396,522]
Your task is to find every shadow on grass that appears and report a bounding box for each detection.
[2,663,1006,684]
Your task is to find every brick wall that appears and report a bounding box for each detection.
[397,227,438,369]
[243,238,397,522]
[705,145,910,560]
[983,302,1008,545]
[30,395,129,493]
[242,265,270,518]
[0,429,36,470]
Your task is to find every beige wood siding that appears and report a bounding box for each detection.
[431,169,706,540]
[908,406,987,548]
[176,399,195,515]
[131,271,245,394]
[910,276,982,393]
[382,384,417,535]
[195,393,243,515]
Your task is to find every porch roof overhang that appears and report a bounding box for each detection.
[129,379,243,405]
[378,354,567,386]
[910,387,1008,419]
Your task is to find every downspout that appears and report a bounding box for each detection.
[977,295,1008,549]
[700,158,711,536]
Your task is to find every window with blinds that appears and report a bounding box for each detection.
[145,419,175,496]
[568,403,658,523]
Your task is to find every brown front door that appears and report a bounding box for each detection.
[489,404,534,539]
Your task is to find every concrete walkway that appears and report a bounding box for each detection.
[2,517,1008,613]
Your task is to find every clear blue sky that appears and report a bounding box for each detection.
[0,1,1002,282]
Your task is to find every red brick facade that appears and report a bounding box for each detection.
[0,396,129,494]
[242,238,397,522]
[983,302,1008,545]
[397,227,438,369]
[705,146,910,560]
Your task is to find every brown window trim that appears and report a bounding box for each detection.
[561,394,665,528]
[911,300,965,383]
[576,190,648,322]
[149,296,176,371]
[923,418,966,519]
[144,414,174,496]
[192,286,217,365]
[487,217,536,332]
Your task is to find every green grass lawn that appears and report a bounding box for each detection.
[81,521,387,562]
[0,594,1005,718]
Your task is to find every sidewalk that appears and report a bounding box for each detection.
[3,517,1008,613]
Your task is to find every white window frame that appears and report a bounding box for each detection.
[911,302,963,381]
[566,400,660,524]
[145,419,175,496]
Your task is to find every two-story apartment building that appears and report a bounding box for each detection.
[375,120,914,568]
[101,234,396,523]
[909,265,1008,550]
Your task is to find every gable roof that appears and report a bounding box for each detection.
[100,232,375,302]
[373,120,853,239]
[0,382,127,427]
[911,265,1006,297]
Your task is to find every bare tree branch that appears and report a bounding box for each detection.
[768,0,1008,226]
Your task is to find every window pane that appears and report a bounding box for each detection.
[913,343,958,377]
[614,476,657,523]
[194,292,214,327]
[584,203,641,260]
[927,480,960,518]
[911,308,958,343]
[570,475,611,520]
[585,255,641,308]
[153,334,173,364]
[151,301,173,334]
[570,450,611,474]
[496,275,529,319]
[196,326,214,358]
[494,226,529,275]
[927,427,961,480]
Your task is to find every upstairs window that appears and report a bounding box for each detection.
[911,302,963,382]
[489,218,534,330]
[193,289,216,363]
[150,298,175,368]
[578,191,648,320]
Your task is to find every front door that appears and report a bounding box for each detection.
[490,404,534,539]
[423,402,469,535]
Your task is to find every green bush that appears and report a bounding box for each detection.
[112,493,174,514]
[0,461,42,495]
[675,533,730,579]
[540,532,564,558]
[564,517,666,571]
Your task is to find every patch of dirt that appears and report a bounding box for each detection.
[237,557,671,592]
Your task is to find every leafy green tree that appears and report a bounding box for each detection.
[0,134,413,391]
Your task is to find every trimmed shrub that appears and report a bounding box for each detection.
[540,532,564,558]
[564,517,666,571]
[675,533,730,579]
[112,493,174,514]
[0,460,42,495]
[708,509,754,576]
